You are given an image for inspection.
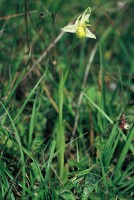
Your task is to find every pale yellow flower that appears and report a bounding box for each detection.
[62,7,96,39]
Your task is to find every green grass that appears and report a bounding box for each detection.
[0,0,134,199]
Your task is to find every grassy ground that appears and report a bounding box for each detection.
[0,0,134,199]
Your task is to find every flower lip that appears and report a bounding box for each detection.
[62,7,96,39]
[76,25,86,38]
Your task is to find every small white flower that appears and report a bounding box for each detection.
[62,7,96,39]
[124,123,132,130]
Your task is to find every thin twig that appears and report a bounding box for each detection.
[72,43,98,138]
[44,85,59,113]
[0,10,37,21]
[24,0,30,52]
[0,19,9,37]
[24,30,65,78]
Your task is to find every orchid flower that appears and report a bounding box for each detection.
[62,7,96,39]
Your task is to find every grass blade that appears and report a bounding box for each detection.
[114,127,134,180]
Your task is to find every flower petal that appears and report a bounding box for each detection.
[62,24,77,33]
[80,7,91,24]
[75,14,82,25]
[85,28,96,39]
